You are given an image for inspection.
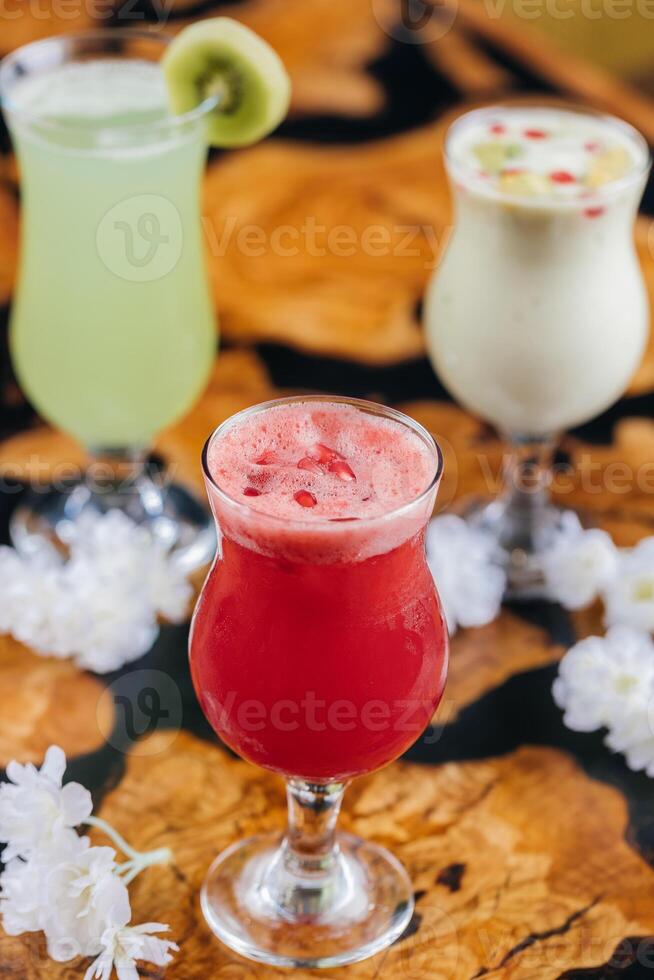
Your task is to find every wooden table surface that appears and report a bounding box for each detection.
[1,3,654,978]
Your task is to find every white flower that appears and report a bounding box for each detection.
[605,701,654,777]
[148,546,193,622]
[70,510,191,621]
[0,833,88,937]
[84,922,179,980]
[0,509,194,674]
[553,626,654,732]
[0,745,177,977]
[426,515,505,634]
[542,522,618,610]
[0,856,45,936]
[0,746,92,860]
[42,847,131,962]
[604,538,654,633]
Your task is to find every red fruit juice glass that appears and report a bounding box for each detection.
[190,395,447,968]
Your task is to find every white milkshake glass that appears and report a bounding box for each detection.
[425,104,651,596]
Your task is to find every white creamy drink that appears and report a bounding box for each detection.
[425,106,650,436]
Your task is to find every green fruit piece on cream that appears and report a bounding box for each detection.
[162,17,291,148]
[473,141,522,174]
[586,146,632,188]
[499,171,551,196]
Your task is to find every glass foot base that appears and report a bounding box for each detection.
[466,498,579,601]
[9,480,215,573]
[201,831,414,968]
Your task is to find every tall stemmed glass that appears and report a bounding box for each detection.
[0,31,217,567]
[425,104,650,596]
[189,395,448,967]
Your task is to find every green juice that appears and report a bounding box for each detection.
[6,59,216,449]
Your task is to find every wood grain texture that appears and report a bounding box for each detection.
[202,123,450,363]
[3,732,653,979]
[0,635,112,766]
[0,7,96,56]
[436,609,564,724]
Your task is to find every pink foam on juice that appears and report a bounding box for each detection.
[205,402,438,563]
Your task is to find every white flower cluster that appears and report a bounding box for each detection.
[0,745,177,979]
[546,518,654,775]
[426,515,506,634]
[541,513,654,632]
[0,510,193,673]
[553,627,654,776]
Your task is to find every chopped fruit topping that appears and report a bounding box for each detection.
[499,171,550,196]
[586,146,631,188]
[451,109,641,202]
[311,443,343,464]
[255,450,279,465]
[584,206,605,218]
[297,456,322,473]
[473,141,522,174]
[243,487,261,496]
[549,170,575,184]
[329,460,356,482]
[294,490,317,508]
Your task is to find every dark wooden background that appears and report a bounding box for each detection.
[1,2,654,977]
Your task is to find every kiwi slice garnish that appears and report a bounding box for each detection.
[162,18,291,148]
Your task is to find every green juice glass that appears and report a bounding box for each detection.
[0,31,217,567]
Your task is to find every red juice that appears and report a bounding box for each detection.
[190,398,448,782]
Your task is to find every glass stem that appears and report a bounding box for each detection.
[264,780,348,922]
[495,432,557,554]
[85,446,159,512]
[283,779,346,876]
[60,446,170,532]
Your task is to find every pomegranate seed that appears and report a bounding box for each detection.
[489,123,506,135]
[524,129,547,139]
[329,459,356,482]
[243,487,261,497]
[584,206,605,218]
[584,141,600,152]
[294,490,317,508]
[550,170,575,184]
[255,451,279,465]
[311,443,343,464]
[297,456,322,474]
